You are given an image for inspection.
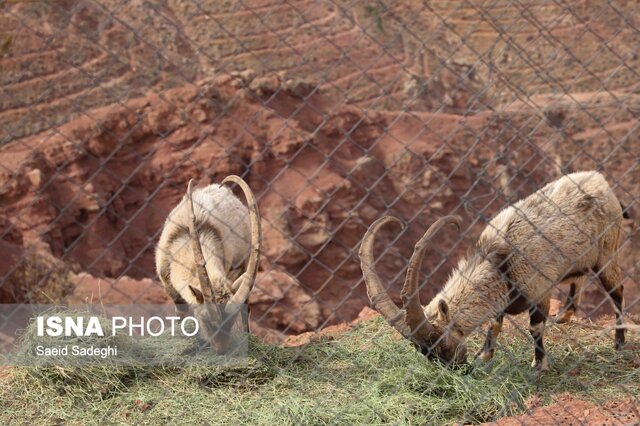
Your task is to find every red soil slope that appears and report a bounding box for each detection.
[0,1,638,339]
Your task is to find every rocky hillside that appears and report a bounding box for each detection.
[1,0,638,340]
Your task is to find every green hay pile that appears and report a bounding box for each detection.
[1,317,638,425]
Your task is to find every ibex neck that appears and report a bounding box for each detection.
[436,258,510,336]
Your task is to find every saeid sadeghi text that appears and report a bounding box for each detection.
[34,345,118,359]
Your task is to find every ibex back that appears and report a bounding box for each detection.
[155,175,261,350]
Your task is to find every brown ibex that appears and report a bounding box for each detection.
[155,175,261,350]
[360,171,628,371]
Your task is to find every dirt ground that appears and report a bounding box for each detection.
[486,395,639,426]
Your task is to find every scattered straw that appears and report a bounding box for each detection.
[0,317,637,425]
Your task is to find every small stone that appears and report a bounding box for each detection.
[86,200,101,212]
[192,108,207,122]
[249,75,281,95]
[239,68,256,82]
[358,205,379,221]
[27,169,44,189]
[285,79,316,98]
[215,74,232,85]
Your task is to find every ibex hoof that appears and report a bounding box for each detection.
[553,311,573,324]
[532,356,550,373]
[476,350,494,362]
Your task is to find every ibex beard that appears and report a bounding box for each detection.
[360,171,628,372]
[155,175,261,352]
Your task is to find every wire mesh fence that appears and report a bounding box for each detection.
[0,0,639,424]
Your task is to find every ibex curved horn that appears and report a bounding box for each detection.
[359,215,461,349]
[187,179,216,303]
[221,175,262,311]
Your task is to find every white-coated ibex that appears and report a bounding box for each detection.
[155,175,261,349]
[360,171,629,371]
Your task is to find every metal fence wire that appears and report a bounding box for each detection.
[1,0,639,424]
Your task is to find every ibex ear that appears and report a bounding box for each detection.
[438,299,450,322]
[188,285,205,304]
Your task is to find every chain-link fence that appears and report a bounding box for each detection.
[1,0,639,424]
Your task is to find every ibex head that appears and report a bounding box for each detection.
[359,215,466,365]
